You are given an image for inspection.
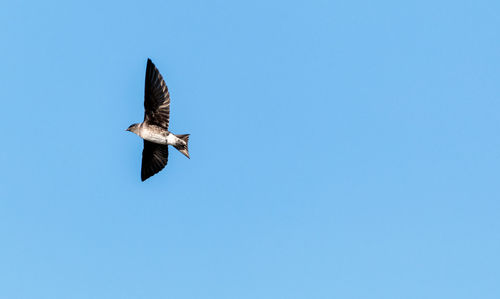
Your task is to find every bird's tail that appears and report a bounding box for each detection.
[174,134,190,159]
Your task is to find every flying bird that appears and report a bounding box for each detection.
[126,59,190,181]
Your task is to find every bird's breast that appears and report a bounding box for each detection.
[139,127,168,144]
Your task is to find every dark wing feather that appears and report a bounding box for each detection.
[141,140,169,181]
[144,59,170,129]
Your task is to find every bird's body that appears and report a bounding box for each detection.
[126,59,190,181]
[137,123,181,146]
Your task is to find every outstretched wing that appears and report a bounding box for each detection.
[144,59,170,129]
[141,140,169,181]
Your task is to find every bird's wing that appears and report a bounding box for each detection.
[144,59,170,129]
[141,140,169,181]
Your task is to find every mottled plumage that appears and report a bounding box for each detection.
[126,59,190,181]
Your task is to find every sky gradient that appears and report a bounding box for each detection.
[1,0,500,298]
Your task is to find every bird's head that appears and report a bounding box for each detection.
[126,123,140,134]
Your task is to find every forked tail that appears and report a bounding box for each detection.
[174,134,190,159]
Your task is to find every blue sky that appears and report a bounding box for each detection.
[1,0,499,298]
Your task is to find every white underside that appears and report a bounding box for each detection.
[138,128,180,146]
[166,134,179,145]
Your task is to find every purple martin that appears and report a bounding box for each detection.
[127,59,190,181]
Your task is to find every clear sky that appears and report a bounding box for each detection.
[1,0,499,298]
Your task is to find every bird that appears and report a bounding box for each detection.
[126,59,190,181]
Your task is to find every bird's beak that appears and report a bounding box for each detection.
[125,128,130,131]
